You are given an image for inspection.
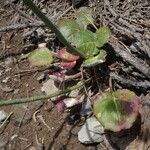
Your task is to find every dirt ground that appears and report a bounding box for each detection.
[0,0,150,150]
[0,1,88,150]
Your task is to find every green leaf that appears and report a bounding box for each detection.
[75,7,94,29]
[96,27,111,47]
[57,19,99,58]
[82,50,106,67]
[93,89,140,132]
[28,47,53,67]
[77,31,100,58]
[57,19,82,46]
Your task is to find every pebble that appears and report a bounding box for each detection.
[41,79,59,101]
[78,117,104,144]
[0,110,7,122]
[80,98,92,116]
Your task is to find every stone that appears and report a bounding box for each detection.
[41,79,59,101]
[78,117,104,144]
[80,98,92,116]
[0,110,7,122]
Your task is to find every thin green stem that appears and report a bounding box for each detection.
[23,0,85,58]
[0,79,90,106]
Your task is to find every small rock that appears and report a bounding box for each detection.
[0,111,7,122]
[78,117,104,144]
[80,98,92,116]
[41,79,59,101]
[0,85,14,93]
[37,73,45,82]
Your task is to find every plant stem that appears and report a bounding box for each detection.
[23,0,85,58]
[0,79,90,106]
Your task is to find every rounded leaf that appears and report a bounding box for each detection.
[28,47,53,67]
[82,50,106,67]
[57,19,82,46]
[93,89,140,132]
[60,61,76,70]
[96,27,111,47]
[57,48,79,61]
[75,7,94,29]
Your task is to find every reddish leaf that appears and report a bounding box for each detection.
[60,61,77,70]
[57,48,80,62]
[56,100,66,112]
[93,89,140,132]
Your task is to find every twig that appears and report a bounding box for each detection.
[37,115,51,131]
[110,37,150,78]
[0,6,73,33]
[0,22,45,32]
[110,73,150,89]
[0,78,91,106]
[11,3,35,22]
[0,112,13,129]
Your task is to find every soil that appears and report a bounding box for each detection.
[0,0,150,150]
[0,1,86,150]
